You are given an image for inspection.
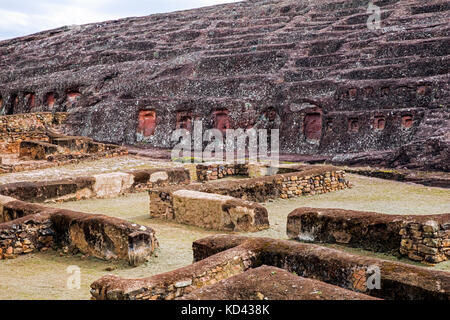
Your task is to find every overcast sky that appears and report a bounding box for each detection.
[0,0,241,40]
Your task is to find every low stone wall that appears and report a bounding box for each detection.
[0,213,55,260]
[180,266,378,300]
[91,235,450,300]
[0,197,158,265]
[150,189,269,232]
[400,220,450,264]
[0,178,95,203]
[196,163,248,181]
[287,208,450,264]
[151,166,350,204]
[192,236,450,300]
[91,245,257,300]
[0,168,190,203]
[18,136,128,162]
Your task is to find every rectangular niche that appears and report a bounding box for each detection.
[304,112,322,140]
[176,111,193,131]
[212,109,230,134]
[402,115,413,128]
[7,94,18,115]
[348,118,359,133]
[25,93,36,109]
[374,116,386,131]
[45,92,56,108]
[138,110,157,137]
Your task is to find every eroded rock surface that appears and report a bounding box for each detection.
[0,0,448,170]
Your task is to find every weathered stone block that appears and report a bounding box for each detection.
[50,210,158,266]
[155,189,269,232]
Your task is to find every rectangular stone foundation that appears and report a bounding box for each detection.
[192,236,450,300]
[151,166,350,204]
[180,266,379,300]
[287,208,450,264]
[91,235,450,300]
[151,189,269,232]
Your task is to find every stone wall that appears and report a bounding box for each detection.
[180,266,378,300]
[150,189,269,232]
[196,163,248,181]
[18,135,128,162]
[0,168,190,203]
[287,208,450,264]
[91,245,257,300]
[0,196,158,265]
[400,220,450,264]
[151,166,349,204]
[91,235,450,300]
[193,235,450,300]
[0,113,67,153]
[0,213,55,260]
[19,140,58,160]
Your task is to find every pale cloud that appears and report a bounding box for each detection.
[0,0,241,40]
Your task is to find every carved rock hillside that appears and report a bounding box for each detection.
[0,0,448,170]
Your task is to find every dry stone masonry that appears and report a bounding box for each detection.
[0,196,158,266]
[0,112,128,174]
[91,235,450,300]
[152,166,349,203]
[287,208,450,264]
[400,220,450,264]
[150,166,349,231]
[180,266,379,300]
[196,163,248,181]
[0,113,67,154]
[0,0,449,301]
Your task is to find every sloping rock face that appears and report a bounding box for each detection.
[0,0,448,170]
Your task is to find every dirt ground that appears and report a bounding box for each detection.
[0,174,449,300]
